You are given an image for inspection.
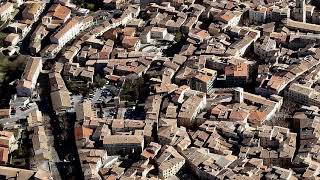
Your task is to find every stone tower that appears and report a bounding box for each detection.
[295,0,306,22]
[234,87,244,103]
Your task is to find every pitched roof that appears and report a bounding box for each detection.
[248,110,266,124]
[211,104,228,115]
[50,89,71,112]
[51,16,80,40]
[122,27,136,36]
[122,36,139,48]
[229,108,249,122]
[0,166,35,179]
[0,147,8,164]
[74,126,93,140]
[225,62,248,77]
[48,4,71,20]
[103,135,144,145]
[0,2,13,15]
[22,57,42,81]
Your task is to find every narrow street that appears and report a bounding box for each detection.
[37,73,84,180]
[14,1,85,178]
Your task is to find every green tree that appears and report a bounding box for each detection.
[121,77,144,102]
[86,3,95,10]
[94,74,107,88]
[174,31,183,42]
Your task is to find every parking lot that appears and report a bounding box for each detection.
[91,85,120,119]
[99,107,117,118]
[91,85,118,104]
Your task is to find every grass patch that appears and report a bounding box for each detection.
[0,55,26,84]
[0,32,7,47]
[11,147,29,168]
[11,158,26,167]
[94,74,107,88]
[86,3,95,10]
[66,80,91,97]
[120,77,144,102]
[72,0,102,11]
[174,31,183,42]
[0,32,7,40]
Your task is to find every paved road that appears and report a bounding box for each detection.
[0,103,38,125]
[92,88,113,104]
[101,106,117,118]
[92,89,102,104]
